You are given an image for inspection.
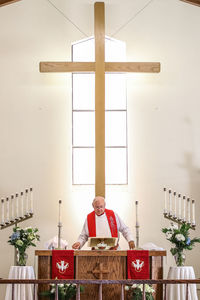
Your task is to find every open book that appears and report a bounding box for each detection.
[88,237,118,249]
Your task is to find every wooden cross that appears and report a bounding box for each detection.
[90,262,109,280]
[40,2,160,198]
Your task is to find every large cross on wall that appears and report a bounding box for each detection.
[40,2,160,198]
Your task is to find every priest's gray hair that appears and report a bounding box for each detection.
[92,196,106,206]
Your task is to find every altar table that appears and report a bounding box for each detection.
[5,266,36,300]
[35,250,166,300]
[166,266,198,300]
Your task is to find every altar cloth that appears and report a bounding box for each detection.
[166,266,198,300]
[5,266,36,300]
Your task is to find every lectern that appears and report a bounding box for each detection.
[35,250,166,300]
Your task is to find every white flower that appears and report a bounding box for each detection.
[125,286,129,291]
[166,232,173,239]
[145,285,155,293]
[175,234,185,241]
[131,284,138,289]
[170,223,178,230]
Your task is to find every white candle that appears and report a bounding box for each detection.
[178,193,181,219]
[15,193,19,219]
[183,196,186,221]
[6,197,9,223]
[1,199,5,224]
[25,189,29,215]
[192,200,195,225]
[169,189,172,215]
[187,198,190,223]
[174,192,177,218]
[20,191,24,217]
[59,200,62,224]
[11,195,14,220]
[30,187,33,214]
[164,188,167,214]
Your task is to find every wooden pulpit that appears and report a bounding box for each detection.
[35,250,166,300]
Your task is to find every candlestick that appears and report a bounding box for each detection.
[6,197,9,223]
[1,199,5,225]
[164,187,167,214]
[135,200,139,248]
[178,193,181,220]
[169,189,172,216]
[11,195,14,220]
[187,198,190,223]
[183,196,186,221]
[20,191,24,217]
[25,189,29,215]
[58,200,62,249]
[192,200,195,226]
[15,193,19,219]
[30,187,33,214]
[173,192,177,218]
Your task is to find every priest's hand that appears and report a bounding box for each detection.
[129,241,135,249]
[72,242,81,249]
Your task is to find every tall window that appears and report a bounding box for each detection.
[72,37,127,185]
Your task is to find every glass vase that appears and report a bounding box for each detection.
[174,251,185,267]
[16,249,28,266]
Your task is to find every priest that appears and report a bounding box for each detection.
[72,196,135,249]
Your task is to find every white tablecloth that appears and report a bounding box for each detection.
[5,266,36,300]
[166,266,198,300]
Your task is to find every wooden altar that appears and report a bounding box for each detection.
[35,250,166,300]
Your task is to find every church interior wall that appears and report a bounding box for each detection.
[0,0,200,298]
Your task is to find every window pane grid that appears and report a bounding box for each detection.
[72,36,128,185]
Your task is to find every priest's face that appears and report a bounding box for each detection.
[93,197,105,216]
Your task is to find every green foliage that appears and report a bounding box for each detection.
[8,226,40,253]
[40,283,84,300]
[125,284,154,300]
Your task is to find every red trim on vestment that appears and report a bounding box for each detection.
[87,209,118,237]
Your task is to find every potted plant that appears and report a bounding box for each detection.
[125,284,154,300]
[8,226,40,266]
[40,283,84,300]
[162,222,200,266]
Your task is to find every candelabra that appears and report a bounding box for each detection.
[0,187,34,230]
[163,187,196,230]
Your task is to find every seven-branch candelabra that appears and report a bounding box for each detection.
[0,187,34,230]
[163,187,196,230]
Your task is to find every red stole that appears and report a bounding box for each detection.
[87,209,118,237]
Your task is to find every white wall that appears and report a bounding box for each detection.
[0,0,200,298]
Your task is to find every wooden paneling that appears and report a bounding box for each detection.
[35,249,167,257]
[0,0,21,6]
[150,256,164,300]
[76,255,126,300]
[37,255,52,300]
[36,250,166,300]
[180,0,200,6]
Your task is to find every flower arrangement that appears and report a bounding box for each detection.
[125,284,154,300]
[162,222,200,266]
[8,226,40,266]
[40,282,84,300]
